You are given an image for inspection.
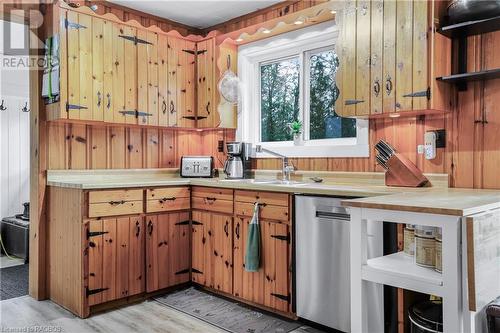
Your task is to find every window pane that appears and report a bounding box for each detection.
[260,57,300,142]
[309,49,356,140]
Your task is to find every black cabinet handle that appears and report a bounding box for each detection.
[385,76,393,96]
[162,100,167,114]
[235,222,240,239]
[106,93,111,110]
[224,221,229,236]
[373,80,381,97]
[97,91,101,107]
[135,220,140,237]
[159,196,176,203]
[206,101,210,115]
[170,100,175,114]
[109,200,125,205]
[205,197,217,204]
[147,220,153,236]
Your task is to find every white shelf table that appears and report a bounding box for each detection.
[349,207,463,333]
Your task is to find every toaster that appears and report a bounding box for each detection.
[180,156,214,178]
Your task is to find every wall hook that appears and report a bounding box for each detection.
[0,100,6,111]
[22,101,30,113]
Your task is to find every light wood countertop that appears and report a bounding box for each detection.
[46,169,500,216]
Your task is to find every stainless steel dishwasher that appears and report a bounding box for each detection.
[294,195,384,332]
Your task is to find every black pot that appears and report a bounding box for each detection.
[447,0,500,24]
[409,300,443,333]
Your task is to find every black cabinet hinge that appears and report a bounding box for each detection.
[119,110,152,118]
[345,99,365,106]
[64,19,87,30]
[192,220,203,226]
[175,220,190,226]
[191,268,203,274]
[271,233,290,243]
[181,115,208,121]
[118,34,152,45]
[87,230,109,239]
[86,287,108,297]
[182,49,207,55]
[175,268,190,275]
[270,293,290,303]
[403,87,431,100]
[196,49,207,55]
[66,102,88,112]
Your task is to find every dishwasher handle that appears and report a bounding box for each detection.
[315,210,350,221]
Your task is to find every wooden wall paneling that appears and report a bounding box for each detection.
[47,122,68,169]
[137,29,149,126]
[126,127,144,169]
[112,23,126,124]
[145,128,160,168]
[370,0,383,115]
[92,17,104,121]
[158,34,169,127]
[412,0,428,111]
[90,126,107,169]
[167,36,179,126]
[102,218,117,302]
[480,31,500,188]
[395,0,413,112]
[160,129,177,168]
[355,0,371,116]
[68,124,88,169]
[128,216,145,296]
[123,25,138,125]
[103,19,114,122]
[109,126,126,169]
[382,0,396,113]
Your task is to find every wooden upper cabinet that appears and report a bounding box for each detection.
[197,38,216,128]
[336,0,451,117]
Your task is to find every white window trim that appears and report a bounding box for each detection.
[237,21,369,158]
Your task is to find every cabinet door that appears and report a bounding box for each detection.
[197,38,216,128]
[137,29,158,126]
[146,212,190,292]
[102,19,114,122]
[111,23,126,124]
[66,11,93,121]
[370,0,384,115]
[128,216,145,296]
[395,0,413,112]
[383,0,397,113]
[123,26,139,125]
[191,210,209,285]
[211,214,233,294]
[158,34,169,127]
[233,217,290,313]
[87,220,104,306]
[355,0,371,116]
[412,1,429,111]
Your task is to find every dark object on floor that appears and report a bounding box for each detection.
[408,300,443,333]
[487,296,500,333]
[153,287,302,333]
[0,216,29,263]
[0,264,29,300]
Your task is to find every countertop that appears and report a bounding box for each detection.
[46,169,500,216]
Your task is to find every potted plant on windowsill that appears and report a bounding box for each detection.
[289,120,303,146]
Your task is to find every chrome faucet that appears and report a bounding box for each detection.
[255,145,295,181]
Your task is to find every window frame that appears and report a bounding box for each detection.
[237,21,369,158]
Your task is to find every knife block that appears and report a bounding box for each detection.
[385,153,428,187]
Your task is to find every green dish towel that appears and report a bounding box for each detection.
[245,203,261,272]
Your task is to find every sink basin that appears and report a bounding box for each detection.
[218,179,308,186]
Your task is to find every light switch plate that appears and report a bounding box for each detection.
[417,145,424,154]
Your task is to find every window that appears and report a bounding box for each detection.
[238,21,369,158]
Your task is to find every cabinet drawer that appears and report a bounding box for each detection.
[146,197,190,213]
[89,189,143,204]
[146,187,190,201]
[88,201,143,218]
[192,186,233,201]
[235,190,288,207]
[234,202,289,222]
[88,189,144,218]
[192,196,233,214]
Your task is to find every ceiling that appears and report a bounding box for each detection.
[107,0,284,29]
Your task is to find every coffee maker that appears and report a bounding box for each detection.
[223,142,253,179]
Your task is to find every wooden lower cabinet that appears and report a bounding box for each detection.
[233,217,291,313]
[86,216,145,306]
[145,212,191,292]
[191,210,233,294]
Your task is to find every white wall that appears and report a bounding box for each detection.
[0,19,30,218]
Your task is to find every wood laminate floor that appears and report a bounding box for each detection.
[0,296,326,333]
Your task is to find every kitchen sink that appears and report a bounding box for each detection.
[218,179,309,186]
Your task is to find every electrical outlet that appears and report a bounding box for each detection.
[417,145,424,154]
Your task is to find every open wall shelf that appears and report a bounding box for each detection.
[438,15,500,38]
[437,68,500,84]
